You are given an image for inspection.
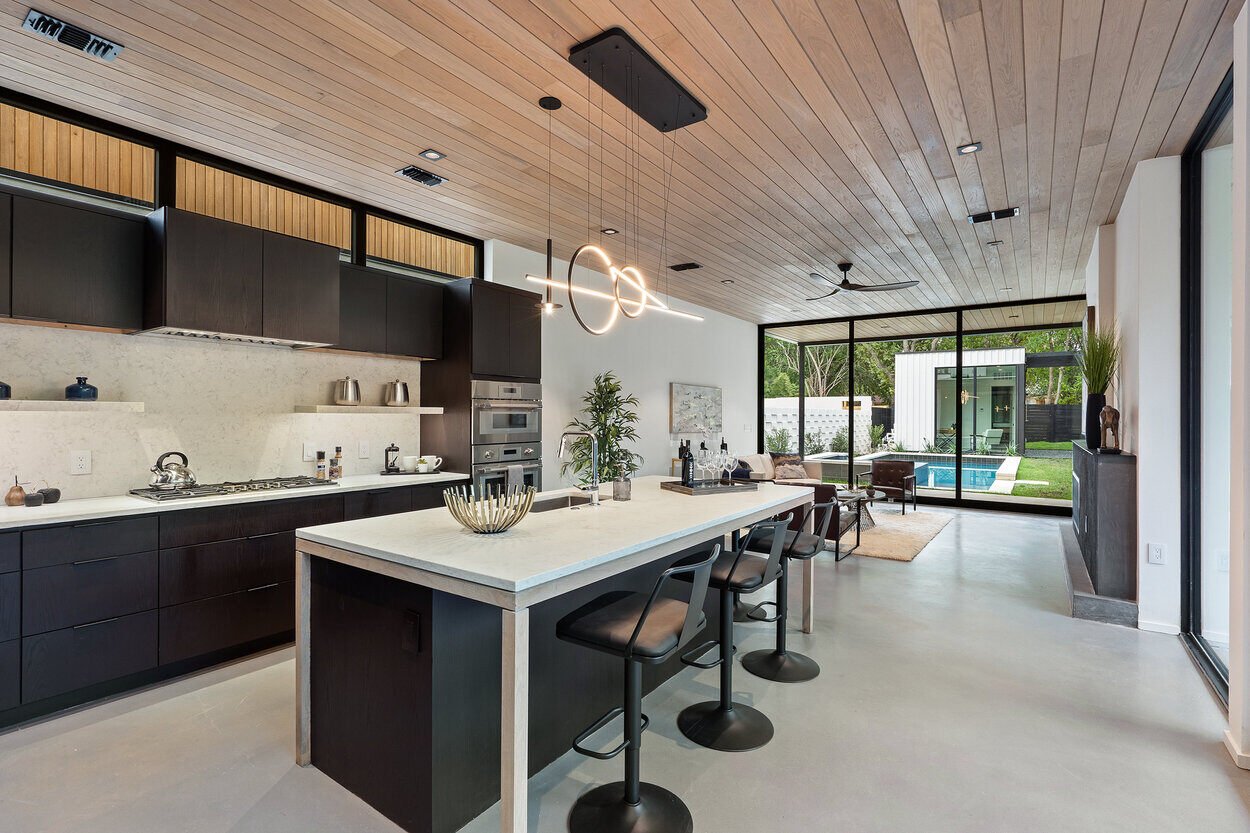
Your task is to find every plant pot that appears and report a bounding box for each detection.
[1085,392,1106,450]
[612,477,632,501]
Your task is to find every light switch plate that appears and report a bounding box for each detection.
[302,442,316,462]
[69,450,92,475]
[358,440,371,459]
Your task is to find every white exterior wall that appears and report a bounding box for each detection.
[763,396,874,455]
[892,348,1025,450]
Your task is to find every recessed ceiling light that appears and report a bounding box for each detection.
[419,149,446,161]
[957,141,983,155]
[987,240,1004,247]
[601,228,618,235]
[720,279,735,285]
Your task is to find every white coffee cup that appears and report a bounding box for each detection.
[418,455,442,473]
[401,455,420,473]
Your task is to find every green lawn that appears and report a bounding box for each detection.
[1012,457,1073,500]
[1025,440,1075,450]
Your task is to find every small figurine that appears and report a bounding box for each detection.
[1099,405,1121,454]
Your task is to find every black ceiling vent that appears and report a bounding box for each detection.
[967,207,1020,224]
[569,28,708,133]
[23,9,123,62]
[395,165,447,187]
[670,262,702,271]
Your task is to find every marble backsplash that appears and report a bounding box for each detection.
[0,323,430,500]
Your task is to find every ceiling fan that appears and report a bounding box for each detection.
[805,262,920,301]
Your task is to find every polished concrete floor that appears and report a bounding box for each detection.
[2,507,1248,832]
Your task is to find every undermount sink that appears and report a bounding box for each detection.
[530,493,595,512]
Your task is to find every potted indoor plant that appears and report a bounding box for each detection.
[561,371,644,500]
[1077,326,1120,450]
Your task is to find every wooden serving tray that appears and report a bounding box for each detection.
[660,479,759,496]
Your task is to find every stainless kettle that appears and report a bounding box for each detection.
[334,376,361,406]
[149,451,197,490]
[384,380,410,407]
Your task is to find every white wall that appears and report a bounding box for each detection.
[0,324,425,499]
[1098,156,1183,634]
[485,239,758,488]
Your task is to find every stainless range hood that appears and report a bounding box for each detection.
[136,326,332,349]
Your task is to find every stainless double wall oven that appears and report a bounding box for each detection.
[470,379,542,491]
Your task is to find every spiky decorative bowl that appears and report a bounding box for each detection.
[443,484,536,534]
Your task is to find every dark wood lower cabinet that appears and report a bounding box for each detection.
[22,551,158,635]
[159,581,295,665]
[345,488,412,521]
[0,639,18,712]
[0,571,17,642]
[22,611,158,703]
[160,532,294,606]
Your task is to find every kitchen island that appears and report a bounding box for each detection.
[294,475,815,833]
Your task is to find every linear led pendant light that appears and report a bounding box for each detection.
[526,28,705,335]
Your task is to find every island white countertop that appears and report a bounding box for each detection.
[0,472,469,530]
[295,476,814,595]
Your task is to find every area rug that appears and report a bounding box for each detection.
[850,510,952,562]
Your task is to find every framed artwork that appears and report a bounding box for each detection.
[670,382,722,434]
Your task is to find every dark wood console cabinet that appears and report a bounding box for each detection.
[1071,443,1137,600]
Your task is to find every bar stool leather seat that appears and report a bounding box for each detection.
[558,591,706,661]
[707,552,770,591]
[748,528,824,560]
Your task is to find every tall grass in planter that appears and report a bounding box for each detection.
[1077,327,1120,450]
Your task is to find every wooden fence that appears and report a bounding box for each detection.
[1025,404,1083,443]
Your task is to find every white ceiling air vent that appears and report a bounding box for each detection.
[23,9,123,62]
[395,165,447,187]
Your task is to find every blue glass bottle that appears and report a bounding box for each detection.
[65,376,98,401]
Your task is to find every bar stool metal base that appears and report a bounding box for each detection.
[568,781,694,833]
[676,701,774,751]
[741,648,820,683]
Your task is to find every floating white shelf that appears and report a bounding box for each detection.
[0,400,145,412]
[294,405,443,415]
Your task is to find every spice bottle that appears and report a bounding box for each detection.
[315,451,328,480]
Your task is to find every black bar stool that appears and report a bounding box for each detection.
[674,518,790,752]
[556,545,721,833]
[740,500,837,683]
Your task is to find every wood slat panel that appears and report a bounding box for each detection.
[365,214,475,277]
[0,0,1233,322]
[0,101,153,202]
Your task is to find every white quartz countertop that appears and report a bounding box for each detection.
[295,476,814,595]
[0,472,469,530]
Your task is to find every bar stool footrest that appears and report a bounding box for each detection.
[679,638,723,669]
[572,706,650,760]
[745,600,781,623]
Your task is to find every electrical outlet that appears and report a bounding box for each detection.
[302,442,316,462]
[358,440,371,459]
[1147,543,1166,566]
[69,450,92,475]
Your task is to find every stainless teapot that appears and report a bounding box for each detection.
[149,451,197,489]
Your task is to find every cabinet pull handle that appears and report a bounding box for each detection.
[246,532,283,540]
[72,520,118,529]
[73,616,120,630]
[247,582,281,593]
[72,555,122,566]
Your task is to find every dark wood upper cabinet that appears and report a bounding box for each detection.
[11,194,144,330]
[463,280,541,380]
[339,264,388,354]
[262,231,340,345]
[0,194,10,318]
[386,275,443,359]
[146,207,263,335]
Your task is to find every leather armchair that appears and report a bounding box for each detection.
[857,460,918,515]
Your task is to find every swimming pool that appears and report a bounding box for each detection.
[912,460,1000,491]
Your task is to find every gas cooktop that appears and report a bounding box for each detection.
[129,476,339,502]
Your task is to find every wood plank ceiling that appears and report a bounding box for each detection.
[0,0,1235,324]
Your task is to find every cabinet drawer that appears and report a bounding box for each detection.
[412,482,462,511]
[160,495,344,549]
[23,551,157,635]
[344,488,412,521]
[0,572,17,642]
[159,581,295,664]
[23,516,158,569]
[0,533,18,574]
[161,532,295,606]
[22,610,157,703]
[0,639,17,712]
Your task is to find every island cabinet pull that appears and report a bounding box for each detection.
[72,555,122,566]
[246,583,281,593]
[73,616,119,630]
[402,610,422,655]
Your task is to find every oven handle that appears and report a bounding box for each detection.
[474,399,543,410]
[474,463,543,475]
